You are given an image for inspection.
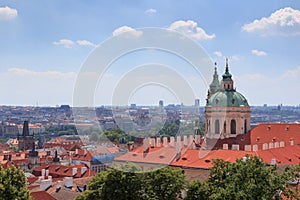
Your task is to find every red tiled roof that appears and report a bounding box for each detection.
[249,123,300,150]
[115,145,178,165]
[31,191,57,200]
[172,149,255,169]
[32,164,95,178]
[256,145,300,165]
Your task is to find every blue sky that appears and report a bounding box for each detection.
[0,0,300,106]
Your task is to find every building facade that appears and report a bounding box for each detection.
[205,60,251,139]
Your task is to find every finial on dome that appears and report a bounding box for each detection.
[225,58,229,73]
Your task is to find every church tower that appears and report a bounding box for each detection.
[205,59,251,139]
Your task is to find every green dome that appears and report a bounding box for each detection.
[207,91,249,107]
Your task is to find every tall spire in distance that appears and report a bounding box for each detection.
[225,58,229,73]
[209,62,221,95]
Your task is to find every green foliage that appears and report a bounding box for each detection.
[185,180,208,200]
[185,155,299,200]
[0,165,32,200]
[143,167,186,200]
[158,120,180,137]
[76,164,186,200]
[45,124,78,135]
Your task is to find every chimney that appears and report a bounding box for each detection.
[252,144,258,151]
[40,179,52,191]
[269,142,274,149]
[232,144,239,151]
[170,137,175,147]
[72,168,78,176]
[56,180,62,192]
[163,137,168,147]
[81,167,87,176]
[176,136,181,144]
[244,145,251,151]
[189,135,194,149]
[195,135,201,145]
[183,136,187,147]
[176,140,181,155]
[271,158,276,166]
[150,138,155,148]
[75,149,78,155]
[143,138,149,153]
[64,177,73,189]
[156,138,161,147]
[41,169,46,177]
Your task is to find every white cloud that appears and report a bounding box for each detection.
[76,40,96,47]
[251,49,267,56]
[242,7,300,36]
[53,39,75,48]
[112,26,143,37]
[214,51,222,57]
[0,6,17,21]
[281,66,300,79]
[145,8,157,14]
[169,20,215,40]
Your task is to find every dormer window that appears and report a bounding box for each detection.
[231,99,235,104]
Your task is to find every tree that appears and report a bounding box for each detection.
[76,162,144,200]
[0,165,32,200]
[144,167,186,200]
[184,180,208,200]
[76,164,186,200]
[185,155,298,200]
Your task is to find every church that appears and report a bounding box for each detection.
[205,59,251,139]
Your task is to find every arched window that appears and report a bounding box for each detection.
[244,119,247,134]
[224,121,226,134]
[215,120,220,134]
[231,119,236,134]
[207,120,210,133]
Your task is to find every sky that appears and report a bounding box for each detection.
[0,0,300,106]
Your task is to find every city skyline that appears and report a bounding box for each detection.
[0,1,300,106]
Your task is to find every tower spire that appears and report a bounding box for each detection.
[209,62,220,94]
[225,58,229,73]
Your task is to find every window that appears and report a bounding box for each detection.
[244,119,247,133]
[224,121,226,133]
[231,119,236,134]
[215,120,220,134]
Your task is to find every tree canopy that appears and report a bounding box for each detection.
[76,163,186,200]
[185,155,299,200]
[0,165,32,200]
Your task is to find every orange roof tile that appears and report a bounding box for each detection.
[115,145,178,165]
[31,191,57,200]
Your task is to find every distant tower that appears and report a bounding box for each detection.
[159,100,164,110]
[205,59,251,139]
[28,141,40,172]
[195,99,200,107]
[18,120,34,151]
